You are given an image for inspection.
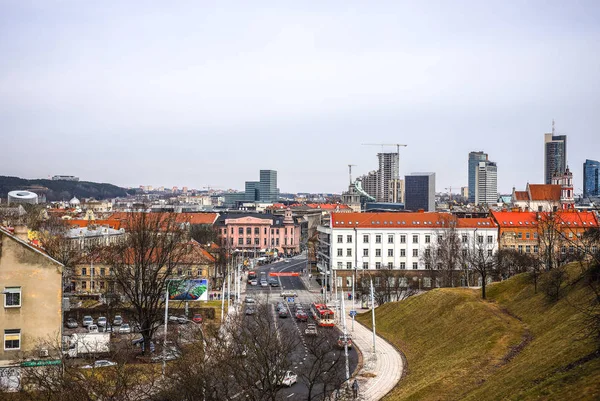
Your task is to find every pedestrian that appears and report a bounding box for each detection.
[352,379,359,399]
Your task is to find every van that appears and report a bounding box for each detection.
[87,324,99,333]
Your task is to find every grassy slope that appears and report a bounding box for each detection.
[357,267,600,401]
[357,289,524,401]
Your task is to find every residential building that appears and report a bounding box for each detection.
[583,159,600,197]
[0,227,63,363]
[511,184,562,212]
[357,171,378,200]
[544,131,567,184]
[405,173,435,212]
[468,151,488,203]
[389,178,404,204]
[317,212,498,290]
[216,209,301,256]
[461,186,469,199]
[377,152,399,202]
[475,160,498,206]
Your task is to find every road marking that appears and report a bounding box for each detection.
[287,393,295,398]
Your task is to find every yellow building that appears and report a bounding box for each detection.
[0,227,63,363]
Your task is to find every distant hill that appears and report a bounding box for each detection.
[0,176,131,201]
[357,265,600,401]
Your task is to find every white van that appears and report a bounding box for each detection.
[87,324,99,333]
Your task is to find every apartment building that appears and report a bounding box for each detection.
[0,227,63,363]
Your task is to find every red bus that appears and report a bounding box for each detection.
[248,271,257,280]
[311,303,335,327]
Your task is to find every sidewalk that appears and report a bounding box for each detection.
[341,310,404,401]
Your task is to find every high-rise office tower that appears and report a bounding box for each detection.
[258,170,279,202]
[468,151,488,203]
[584,159,600,197]
[544,126,567,184]
[405,173,435,211]
[475,160,498,205]
[377,152,399,202]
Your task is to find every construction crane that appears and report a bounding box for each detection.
[362,143,408,154]
[348,164,356,185]
[444,186,463,202]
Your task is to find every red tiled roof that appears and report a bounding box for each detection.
[513,191,529,201]
[490,211,538,227]
[270,203,350,210]
[66,219,123,230]
[528,184,561,201]
[491,210,598,228]
[331,212,496,229]
[109,212,217,225]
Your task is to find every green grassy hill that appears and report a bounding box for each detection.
[356,267,600,401]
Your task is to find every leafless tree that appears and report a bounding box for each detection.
[104,212,188,354]
[464,235,497,299]
[536,212,565,271]
[357,270,417,306]
[421,216,462,287]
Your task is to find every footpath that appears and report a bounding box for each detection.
[300,273,404,401]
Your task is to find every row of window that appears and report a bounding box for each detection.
[335,248,494,258]
[221,237,294,246]
[336,261,421,269]
[222,227,293,236]
[337,234,494,244]
[80,267,108,276]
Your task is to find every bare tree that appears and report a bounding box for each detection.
[537,212,564,271]
[104,212,188,354]
[421,217,462,287]
[357,270,417,306]
[465,235,497,299]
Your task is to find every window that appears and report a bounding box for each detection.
[375,235,382,244]
[347,235,353,243]
[254,238,259,245]
[3,287,21,308]
[400,249,406,257]
[239,227,243,235]
[525,246,531,253]
[264,238,267,246]
[254,227,259,235]
[425,248,431,257]
[400,235,406,244]
[412,235,418,244]
[246,238,251,245]
[238,238,243,245]
[388,249,393,257]
[347,262,352,269]
[100,268,105,276]
[412,262,418,269]
[337,262,343,268]
[517,232,522,239]
[462,235,468,243]
[437,235,443,243]
[518,245,523,253]
[100,281,105,289]
[487,235,493,243]
[375,249,381,257]
[462,249,467,257]
[425,235,431,243]
[347,249,352,257]
[388,262,393,269]
[412,249,419,257]
[478,235,484,243]
[231,227,234,234]
[375,262,381,269]
[487,250,493,256]
[337,235,343,243]
[337,249,343,257]
[276,238,280,246]
[276,229,280,235]
[363,262,369,269]
[534,245,539,253]
[264,227,267,234]
[423,277,432,287]
[82,268,87,276]
[363,249,369,257]
[363,235,369,243]
[4,329,20,350]
[246,227,251,235]
[388,235,394,244]
[82,281,87,290]
[400,262,406,269]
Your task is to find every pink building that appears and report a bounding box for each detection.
[216,209,301,256]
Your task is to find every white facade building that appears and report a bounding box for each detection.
[318,212,498,272]
[475,160,498,206]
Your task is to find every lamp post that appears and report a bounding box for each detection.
[363,271,377,358]
[162,278,179,377]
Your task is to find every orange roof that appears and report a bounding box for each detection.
[66,219,123,230]
[491,210,598,228]
[528,184,561,201]
[270,203,350,210]
[513,191,529,201]
[331,212,496,229]
[109,212,217,225]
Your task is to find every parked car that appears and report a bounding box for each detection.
[81,360,117,369]
[177,316,189,324]
[168,315,180,323]
[150,346,181,363]
[192,314,203,324]
[87,324,99,333]
[280,290,297,298]
[113,315,123,326]
[295,311,308,322]
[284,259,291,263]
[97,317,107,327]
[260,280,268,287]
[66,318,78,329]
[279,371,297,386]
[278,309,288,318]
[132,337,155,353]
[245,307,256,315]
[99,324,113,333]
[269,280,280,287]
[82,316,94,327]
[245,297,256,305]
[119,324,131,334]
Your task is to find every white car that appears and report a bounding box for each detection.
[81,360,117,369]
[280,371,297,387]
[119,323,131,334]
[284,259,291,263]
[261,280,268,287]
[87,324,99,333]
[97,317,107,327]
[82,316,93,327]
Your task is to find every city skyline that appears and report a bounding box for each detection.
[1,1,599,193]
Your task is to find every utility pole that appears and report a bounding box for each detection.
[370,277,377,357]
[340,292,350,384]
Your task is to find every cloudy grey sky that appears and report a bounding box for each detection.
[1,1,599,194]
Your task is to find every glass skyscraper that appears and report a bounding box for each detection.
[544,133,567,184]
[583,159,600,197]
[405,172,435,212]
[468,151,488,203]
[258,170,279,202]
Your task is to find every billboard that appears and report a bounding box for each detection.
[168,279,208,301]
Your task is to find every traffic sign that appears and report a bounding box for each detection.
[287,297,295,303]
[349,310,357,317]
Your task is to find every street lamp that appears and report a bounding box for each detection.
[362,270,377,358]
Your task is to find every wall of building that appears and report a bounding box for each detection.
[0,231,62,362]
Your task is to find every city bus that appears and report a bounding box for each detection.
[248,271,257,280]
[310,303,335,327]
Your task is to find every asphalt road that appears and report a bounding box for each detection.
[245,257,358,400]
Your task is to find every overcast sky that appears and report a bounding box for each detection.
[1,1,599,194]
